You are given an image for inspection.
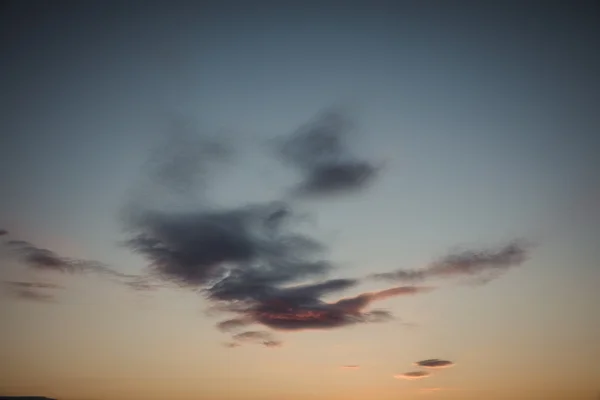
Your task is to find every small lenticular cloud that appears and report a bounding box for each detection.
[415,359,455,369]
[394,371,430,380]
[341,365,360,370]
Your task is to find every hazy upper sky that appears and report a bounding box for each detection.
[1,2,599,400]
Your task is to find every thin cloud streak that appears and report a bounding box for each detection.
[2,280,62,303]
[373,240,533,284]
[0,232,156,292]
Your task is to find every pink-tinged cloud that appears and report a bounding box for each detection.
[251,285,430,331]
[394,371,431,380]
[415,359,455,369]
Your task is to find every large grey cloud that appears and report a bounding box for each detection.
[119,110,534,346]
[2,108,532,347]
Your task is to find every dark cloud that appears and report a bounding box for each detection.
[372,240,532,284]
[2,280,62,303]
[276,109,381,198]
[125,202,330,289]
[236,285,429,332]
[394,371,431,380]
[415,359,455,369]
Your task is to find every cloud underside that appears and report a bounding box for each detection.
[277,109,380,197]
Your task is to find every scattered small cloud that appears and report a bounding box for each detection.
[217,318,252,332]
[394,371,431,380]
[415,359,455,369]
[276,109,381,198]
[262,340,283,348]
[372,240,532,284]
[231,330,283,348]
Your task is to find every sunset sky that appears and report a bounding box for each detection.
[1,2,599,400]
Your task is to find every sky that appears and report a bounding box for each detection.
[1,1,599,400]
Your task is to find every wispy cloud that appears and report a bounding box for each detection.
[231,331,283,348]
[372,240,532,284]
[2,280,63,303]
[2,236,131,278]
[415,359,455,369]
[275,108,381,198]
[0,231,155,291]
[394,371,431,380]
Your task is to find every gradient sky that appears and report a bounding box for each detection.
[1,1,599,400]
